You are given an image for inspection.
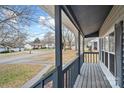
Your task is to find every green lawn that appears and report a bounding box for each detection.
[0,64,44,88]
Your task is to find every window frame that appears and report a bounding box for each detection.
[109,31,115,54]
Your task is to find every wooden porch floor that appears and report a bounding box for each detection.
[74,63,112,88]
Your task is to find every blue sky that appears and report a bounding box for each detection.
[26,6,54,42]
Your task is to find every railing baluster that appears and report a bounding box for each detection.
[66,72,67,88]
[87,53,89,63]
[41,80,44,88]
[96,53,97,63]
[86,54,88,63]
[85,54,86,63]
[85,54,87,63]
[67,70,69,88]
[92,53,94,63]
[91,53,92,63]
[88,53,90,63]
[69,70,70,88]
[83,52,99,64]
[93,54,95,63]
[97,53,98,63]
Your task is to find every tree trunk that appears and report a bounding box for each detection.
[68,42,72,50]
[19,47,21,52]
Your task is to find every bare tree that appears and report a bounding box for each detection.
[62,25,75,50]
[0,5,38,50]
[66,30,75,50]
[41,31,55,48]
[39,16,75,50]
[62,25,68,50]
[39,16,55,31]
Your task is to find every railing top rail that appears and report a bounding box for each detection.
[41,68,56,81]
[63,56,78,73]
[31,67,56,88]
[84,52,99,54]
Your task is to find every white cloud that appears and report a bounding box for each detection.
[39,16,45,20]
[39,16,55,28]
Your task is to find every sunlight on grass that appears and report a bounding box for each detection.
[0,51,29,59]
[0,64,44,88]
[30,50,77,64]
[62,50,77,64]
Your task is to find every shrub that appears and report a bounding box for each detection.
[0,50,15,54]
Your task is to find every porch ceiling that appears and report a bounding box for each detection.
[40,5,113,37]
[68,5,113,36]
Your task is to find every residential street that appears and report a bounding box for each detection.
[0,50,55,64]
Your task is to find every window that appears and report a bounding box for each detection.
[0,5,56,88]
[61,10,78,65]
[104,36,109,52]
[80,35,83,53]
[109,32,115,53]
[101,38,104,51]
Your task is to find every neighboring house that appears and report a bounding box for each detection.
[24,43,43,50]
[0,45,24,52]
[45,44,55,49]
[26,42,55,49]
[10,47,24,52]
[0,45,6,52]
[31,43,42,49]
[24,44,33,50]
[88,38,99,52]
[10,44,24,52]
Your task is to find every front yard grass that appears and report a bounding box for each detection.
[30,50,77,64]
[0,64,44,88]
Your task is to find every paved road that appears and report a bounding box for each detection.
[0,50,54,64]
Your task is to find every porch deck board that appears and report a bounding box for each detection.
[91,63,96,88]
[97,64,111,87]
[74,63,111,88]
[82,63,89,88]
[77,63,87,88]
[93,63,101,88]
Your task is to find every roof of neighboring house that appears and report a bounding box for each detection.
[31,43,42,46]
[25,42,42,46]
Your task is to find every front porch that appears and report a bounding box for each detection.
[29,5,124,88]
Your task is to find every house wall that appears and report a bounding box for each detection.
[99,5,124,88]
